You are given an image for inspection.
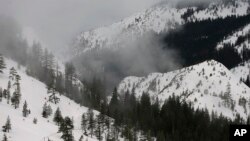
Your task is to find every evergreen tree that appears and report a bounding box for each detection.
[6,81,11,104]
[15,74,21,86]
[22,100,29,117]
[9,67,17,81]
[42,102,51,118]
[6,88,10,104]
[3,89,7,98]
[58,117,74,141]
[123,125,133,141]
[139,92,151,131]
[2,116,11,133]
[11,91,20,109]
[0,54,6,73]
[53,107,63,125]
[0,88,2,102]
[105,116,111,140]
[81,113,88,135]
[33,118,38,124]
[2,134,8,141]
[7,81,11,90]
[47,79,60,104]
[109,87,120,120]
[87,108,95,137]
[64,62,76,97]
[11,74,21,109]
[42,103,48,118]
[224,82,233,109]
[95,114,103,141]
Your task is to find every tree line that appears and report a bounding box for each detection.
[103,88,249,141]
[163,14,250,69]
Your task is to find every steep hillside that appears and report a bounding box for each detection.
[0,59,99,141]
[231,61,250,81]
[216,23,250,57]
[73,0,250,56]
[187,0,249,21]
[73,6,186,55]
[118,60,250,120]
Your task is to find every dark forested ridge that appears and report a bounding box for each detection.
[162,14,250,69]
[103,89,250,141]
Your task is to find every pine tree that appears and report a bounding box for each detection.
[15,74,21,86]
[64,62,76,96]
[11,91,19,109]
[6,81,11,104]
[81,113,88,134]
[7,81,11,90]
[95,114,103,141]
[58,117,74,141]
[87,108,95,137]
[0,54,6,73]
[6,88,10,104]
[224,82,232,109]
[2,89,7,99]
[42,102,49,118]
[47,79,60,104]
[109,87,120,120]
[9,67,17,81]
[0,88,3,102]
[2,116,11,133]
[105,116,111,139]
[11,74,21,108]
[2,134,8,141]
[22,100,29,117]
[53,107,63,125]
[33,118,38,124]
[123,125,133,141]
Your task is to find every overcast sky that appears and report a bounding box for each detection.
[0,0,161,54]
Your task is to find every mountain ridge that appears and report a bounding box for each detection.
[72,0,250,56]
[118,59,250,120]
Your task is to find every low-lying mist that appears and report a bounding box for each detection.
[73,32,183,92]
[0,16,28,65]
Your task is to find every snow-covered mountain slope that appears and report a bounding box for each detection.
[216,23,250,56]
[231,60,250,81]
[73,6,186,55]
[118,60,250,120]
[188,0,250,21]
[73,0,250,56]
[0,59,98,141]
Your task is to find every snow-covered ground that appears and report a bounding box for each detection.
[73,0,250,56]
[231,60,250,81]
[0,59,98,141]
[217,23,250,56]
[73,5,187,55]
[188,0,249,21]
[118,60,250,120]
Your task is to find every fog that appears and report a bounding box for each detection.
[0,0,161,56]
[73,32,183,91]
[0,0,224,91]
[0,0,222,56]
